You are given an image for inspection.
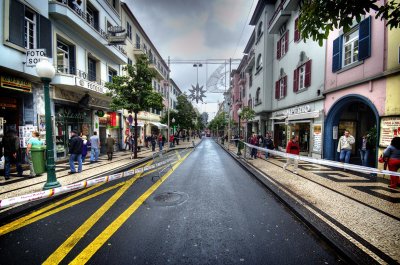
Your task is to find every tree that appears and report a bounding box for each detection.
[160,109,178,133]
[299,0,400,45]
[106,55,163,158]
[240,107,256,122]
[175,94,197,133]
[208,112,227,136]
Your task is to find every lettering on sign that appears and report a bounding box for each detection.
[379,116,400,147]
[1,76,32,92]
[26,49,46,67]
[272,105,312,117]
[75,77,105,94]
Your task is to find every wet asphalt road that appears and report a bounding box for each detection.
[0,138,346,264]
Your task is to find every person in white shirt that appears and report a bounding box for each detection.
[337,130,355,164]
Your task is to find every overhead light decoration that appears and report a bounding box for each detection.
[188,83,207,103]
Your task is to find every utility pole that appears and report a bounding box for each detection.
[228,58,232,146]
[167,56,170,151]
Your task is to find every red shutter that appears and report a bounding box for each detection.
[294,18,300,42]
[293,68,299,92]
[283,76,287,97]
[305,60,312,87]
[285,31,289,53]
[277,39,281,59]
[275,80,280,99]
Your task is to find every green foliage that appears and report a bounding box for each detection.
[208,112,227,131]
[160,109,178,127]
[240,107,256,122]
[105,55,163,113]
[175,94,197,130]
[298,0,400,46]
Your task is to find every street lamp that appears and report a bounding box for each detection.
[193,63,202,84]
[172,117,175,134]
[237,107,242,156]
[36,57,61,190]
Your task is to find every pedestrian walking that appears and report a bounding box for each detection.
[283,135,300,174]
[69,130,83,174]
[106,134,115,161]
[383,137,400,189]
[169,134,174,148]
[90,131,100,163]
[359,134,372,167]
[124,134,131,151]
[337,130,355,164]
[26,131,43,178]
[158,133,163,151]
[2,130,23,180]
[250,133,258,159]
[151,134,156,151]
[264,132,274,159]
[81,135,90,163]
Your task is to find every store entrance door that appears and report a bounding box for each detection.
[99,127,107,154]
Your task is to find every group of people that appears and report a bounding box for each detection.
[247,132,275,160]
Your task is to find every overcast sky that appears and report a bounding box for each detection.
[125,0,257,119]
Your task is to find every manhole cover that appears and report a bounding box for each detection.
[149,192,188,206]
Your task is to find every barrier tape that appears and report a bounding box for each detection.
[239,142,400,177]
[0,159,173,209]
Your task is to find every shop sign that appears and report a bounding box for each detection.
[0,97,17,109]
[108,112,117,127]
[25,49,46,67]
[379,116,400,147]
[75,77,105,94]
[273,105,311,117]
[107,34,127,45]
[1,76,32,92]
[312,124,322,153]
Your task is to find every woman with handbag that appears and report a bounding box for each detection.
[383,137,400,189]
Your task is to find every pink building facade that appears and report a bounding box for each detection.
[323,6,389,166]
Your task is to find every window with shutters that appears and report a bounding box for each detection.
[298,64,306,90]
[136,34,141,49]
[332,16,371,72]
[24,8,36,49]
[294,17,300,42]
[277,31,289,59]
[293,60,312,92]
[127,22,132,40]
[275,76,287,100]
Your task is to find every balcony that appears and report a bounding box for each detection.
[244,49,255,72]
[133,43,147,58]
[268,0,291,34]
[149,59,165,80]
[49,1,126,64]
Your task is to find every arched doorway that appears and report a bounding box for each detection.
[324,95,379,166]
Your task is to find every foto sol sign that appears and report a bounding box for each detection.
[26,49,46,67]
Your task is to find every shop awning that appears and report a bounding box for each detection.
[270,115,287,120]
[150,122,168,129]
[287,111,320,121]
[129,122,144,127]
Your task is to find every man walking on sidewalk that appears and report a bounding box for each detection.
[283,135,300,174]
[106,134,115,161]
[69,130,83,174]
[2,130,23,180]
[90,131,100,163]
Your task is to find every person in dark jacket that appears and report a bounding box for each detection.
[359,134,372,167]
[69,130,83,174]
[106,134,115,161]
[264,132,274,159]
[151,134,156,151]
[2,130,23,180]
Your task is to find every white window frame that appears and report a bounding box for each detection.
[298,64,306,90]
[280,34,286,57]
[279,78,285,99]
[56,39,70,74]
[343,29,359,67]
[24,9,36,49]
[108,68,117,83]
[127,22,132,40]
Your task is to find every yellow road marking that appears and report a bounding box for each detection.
[42,161,153,265]
[69,151,192,265]
[0,163,162,236]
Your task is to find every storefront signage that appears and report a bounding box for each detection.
[108,112,117,127]
[107,34,127,45]
[75,77,105,94]
[272,105,311,117]
[108,26,125,33]
[379,116,400,147]
[0,97,17,109]
[312,124,322,153]
[1,76,32,92]
[26,49,46,67]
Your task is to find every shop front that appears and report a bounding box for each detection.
[272,103,323,158]
[98,111,122,152]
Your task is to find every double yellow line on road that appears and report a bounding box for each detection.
[44,150,191,264]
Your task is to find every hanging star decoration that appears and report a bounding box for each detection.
[188,83,207,103]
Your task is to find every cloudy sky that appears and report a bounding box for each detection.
[125,0,257,119]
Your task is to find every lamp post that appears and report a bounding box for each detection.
[237,107,242,156]
[36,57,61,190]
[193,63,202,84]
[172,118,175,134]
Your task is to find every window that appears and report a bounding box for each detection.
[127,58,132,65]
[294,17,300,42]
[256,54,262,70]
[56,40,69,73]
[256,87,261,104]
[343,30,358,66]
[277,31,289,59]
[24,8,36,49]
[126,22,132,40]
[257,21,263,39]
[108,68,117,82]
[293,60,312,92]
[249,71,253,87]
[332,16,371,72]
[275,76,287,99]
[86,2,99,30]
[88,57,97,81]
[248,97,252,109]
[136,33,141,49]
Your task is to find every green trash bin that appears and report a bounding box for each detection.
[30,145,46,174]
